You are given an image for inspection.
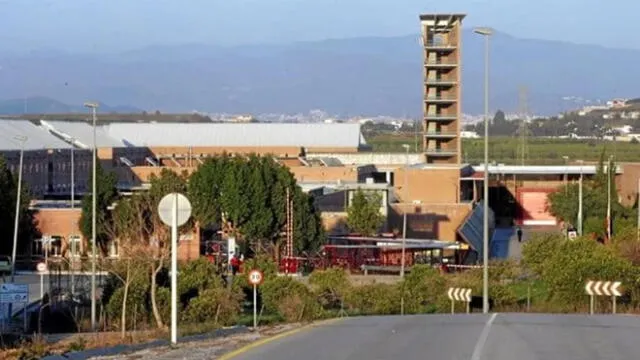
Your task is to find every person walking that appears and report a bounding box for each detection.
[516,226,523,243]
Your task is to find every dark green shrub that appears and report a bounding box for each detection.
[400,265,446,314]
[261,276,322,322]
[345,283,401,315]
[182,287,243,325]
[308,267,350,310]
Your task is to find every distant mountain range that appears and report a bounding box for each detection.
[1,30,639,116]
[0,97,141,115]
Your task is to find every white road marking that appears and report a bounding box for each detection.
[470,313,498,360]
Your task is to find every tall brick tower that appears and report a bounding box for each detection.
[419,14,465,165]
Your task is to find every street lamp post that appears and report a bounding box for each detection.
[607,155,614,242]
[84,102,99,331]
[400,144,410,278]
[70,140,76,296]
[577,160,584,236]
[10,135,27,282]
[474,26,493,315]
[563,156,569,194]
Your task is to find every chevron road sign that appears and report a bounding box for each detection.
[585,280,622,315]
[447,287,472,314]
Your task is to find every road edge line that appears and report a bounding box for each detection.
[217,317,343,360]
[470,312,498,360]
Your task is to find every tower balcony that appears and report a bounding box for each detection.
[425,95,457,103]
[425,114,457,121]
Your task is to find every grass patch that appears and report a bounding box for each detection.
[367,134,640,164]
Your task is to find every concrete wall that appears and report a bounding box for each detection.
[393,167,460,204]
[617,163,640,206]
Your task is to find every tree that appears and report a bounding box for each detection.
[106,195,149,338]
[188,154,325,257]
[0,155,38,256]
[346,189,384,236]
[145,168,190,329]
[547,150,635,237]
[79,158,118,254]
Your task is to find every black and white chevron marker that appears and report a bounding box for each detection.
[585,280,622,297]
[447,287,472,302]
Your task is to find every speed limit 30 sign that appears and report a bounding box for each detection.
[248,269,264,286]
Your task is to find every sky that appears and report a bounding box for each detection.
[0,0,638,52]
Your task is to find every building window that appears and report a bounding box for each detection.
[69,235,82,257]
[108,240,119,258]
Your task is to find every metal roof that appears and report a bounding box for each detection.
[40,120,126,148]
[38,121,365,149]
[0,119,71,151]
[471,165,623,175]
[105,123,365,148]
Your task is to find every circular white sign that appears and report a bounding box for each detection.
[36,262,47,273]
[248,269,263,286]
[158,193,192,227]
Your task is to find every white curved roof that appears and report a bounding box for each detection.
[40,121,366,149]
[0,119,71,150]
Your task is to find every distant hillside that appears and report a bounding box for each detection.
[0,97,142,115]
[1,31,640,116]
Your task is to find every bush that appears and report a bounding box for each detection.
[540,238,635,307]
[105,276,150,329]
[400,265,446,314]
[182,287,243,325]
[345,283,401,315]
[155,287,171,324]
[444,261,519,311]
[522,233,563,275]
[308,267,350,310]
[179,258,222,301]
[261,276,322,322]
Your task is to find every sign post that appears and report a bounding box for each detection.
[248,269,264,330]
[447,287,472,314]
[158,193,192,345]
[36,262,47,300]
[585,280,622,315]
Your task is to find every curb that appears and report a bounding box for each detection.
[41,326,249,360]
[217,317,344,360]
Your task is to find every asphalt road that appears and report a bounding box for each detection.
[229,313,640,360]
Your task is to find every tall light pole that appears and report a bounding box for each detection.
[400,144,410,278]
[70,140,76,296]
[84,101,99,331]
[562,156,569,194]
[474,26,492,314]
[10,135,27,282]
[636,177,640,242]
[576,160,583,236]
[607,155,614,242]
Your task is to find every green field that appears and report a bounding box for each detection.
[367,134,640,164]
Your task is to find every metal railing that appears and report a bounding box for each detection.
[425,96,457,101]
[425,148,457,154]
[425,131,457,136]
[424,41,456,48]
[425,78,457,84]
[425,61,457,66]
[425,115,457,120]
